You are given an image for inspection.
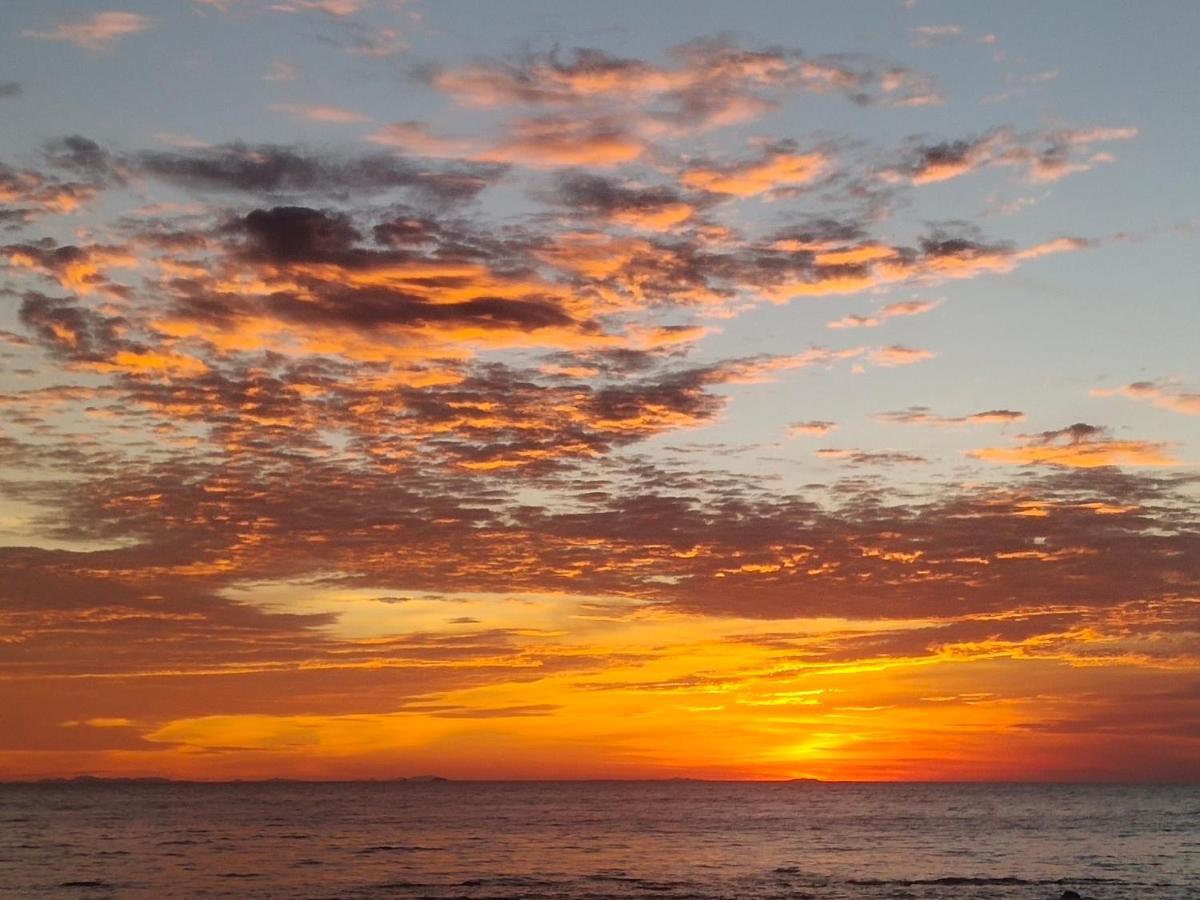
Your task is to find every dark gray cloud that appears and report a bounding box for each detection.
[137,142,504,201]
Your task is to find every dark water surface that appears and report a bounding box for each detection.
[1,782,1197,899]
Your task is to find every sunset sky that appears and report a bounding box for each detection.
[1,0,1198,782]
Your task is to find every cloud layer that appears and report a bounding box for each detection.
[1,15,1195,782]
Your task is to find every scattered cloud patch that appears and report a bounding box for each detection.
[270,104,370,124]
[788,420,837,437]
[878,407,1024,427]
[22,11,153,51]
[970,423,1179,468]
[1092,380,1200,416]
[828,299,938,329]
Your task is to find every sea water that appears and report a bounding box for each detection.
[1,781,1196,899]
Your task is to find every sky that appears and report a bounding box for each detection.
[0,0,1198,782]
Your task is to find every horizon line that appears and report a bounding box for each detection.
[5,776,1198,786]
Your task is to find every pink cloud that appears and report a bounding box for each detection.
[270,104,370,124]
[22,11,152,51]
[1092,380,1200,416]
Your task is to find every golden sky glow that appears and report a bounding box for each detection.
[0,1,1198,783]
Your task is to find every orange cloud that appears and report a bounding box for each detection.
[764,234,1086,304]
[95,349,210,379]
[371,117,647,168]
[0,167,99,218]
[868,345,936,367]
[4,244,137,295]
[483,117,647,168]
[970,423,1179,468]
[881,299,939,318]
[812,244,896,266]
[432,54,690,109]
[1014,237,1090,259]
[909,133,1005,184]
[681,151,828,197]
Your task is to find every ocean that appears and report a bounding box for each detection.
[0,781,1196,899]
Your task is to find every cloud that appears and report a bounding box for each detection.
[788,420,837,437]
[827,313,879,329]
[909,24,964,47]
[136,142,500,201]
[2,397,1198,779]
[868,345,935,367]
[4,451,1196,624]
[371,117,648,168]
[877,407,1024,427]
[0,82,21,99]
[270,0,364,15]
[909,23,998,50]
[41,135,125,189]
[193,0,254,13]
[898,133,1007,185]
[22,11,153,51]
[141,204,619,367]
[1,27,1192,781]
[981,69,1060,105]
[882,299,938,317]
[681,147,829,197]
[816,448,927,465]
[1092,380,1200,416]
[756,231,1086,304]
[0,164,102,223]
[888,126,1137,185]
[343,25,406,58]
[711,349,865,384]
[970,423,1179,468]
[270,104,370,124]
[1013,236,1091,259]
[483,116,648,168]
[526,224,1079,317]
[428,47,694,109]
[424,39,942,129]
[827,298,938,329]
[5,241,136,297]
[17,291,128,360]
[549,174,697,231]
[150,133,211,151]
[0,119,1094,517]
[368,121,477,157]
